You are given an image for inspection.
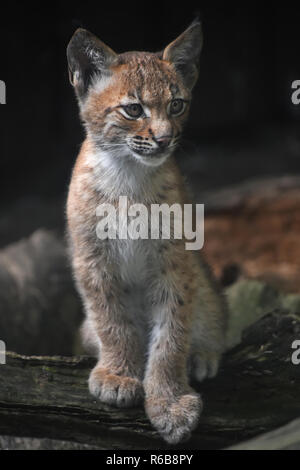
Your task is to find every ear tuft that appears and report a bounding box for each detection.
[163,20,203,89]
[67,28,117,101]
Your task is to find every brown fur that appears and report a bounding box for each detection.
[66,21,227,444]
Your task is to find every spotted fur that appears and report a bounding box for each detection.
[66,21,227,444]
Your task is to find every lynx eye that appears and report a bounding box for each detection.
[169,99,185,116]
[123,103,143,119]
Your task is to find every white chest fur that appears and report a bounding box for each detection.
[84,149,160,287]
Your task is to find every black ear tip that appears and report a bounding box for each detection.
[192,8,202,23]
[67,28,97,61]
[73,28,93,38]
[74,27,88,34]
[189,18,202,30]
[187,18,203,44]
[67,28,94,48]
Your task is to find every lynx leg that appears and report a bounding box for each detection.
[189,259,227,383]
[144,249,203,444]
[75,261,145,408]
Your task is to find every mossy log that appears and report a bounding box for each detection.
[0,310,300,450]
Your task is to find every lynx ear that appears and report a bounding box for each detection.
[67,28,117,101]
[163,20,203,89]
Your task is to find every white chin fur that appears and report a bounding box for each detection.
[131,151,169,167]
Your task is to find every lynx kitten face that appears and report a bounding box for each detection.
[66,21,227,445]
[67,22,202,167]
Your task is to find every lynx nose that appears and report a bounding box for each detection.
[155,135,172,150]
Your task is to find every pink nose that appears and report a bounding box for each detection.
[155,135,172,149]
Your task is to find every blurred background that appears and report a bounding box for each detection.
[0,0,300,355]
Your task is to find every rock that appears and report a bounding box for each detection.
[0,229,82,356]
[226,279,300,347]
[226,279,280,347]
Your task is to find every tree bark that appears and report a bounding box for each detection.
[0,310,299,450]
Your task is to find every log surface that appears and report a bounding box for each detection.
[0,310,300,450]
[228,417,300,450]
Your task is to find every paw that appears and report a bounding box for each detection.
[88,366,144,408]
[145,392,202,444]
[189,350,221,382]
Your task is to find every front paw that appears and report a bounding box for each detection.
[89,366,144,408]
[145,392,202,444]
[189,350,221,382]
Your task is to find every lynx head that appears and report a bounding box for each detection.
[67,21,203,167]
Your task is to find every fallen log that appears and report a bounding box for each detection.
[198,175,300,293]
[0,310,299,450]
[227,417,300,450]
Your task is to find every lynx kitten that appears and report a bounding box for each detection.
[66,21,227,444]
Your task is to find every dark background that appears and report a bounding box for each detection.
[0,1,300,245]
